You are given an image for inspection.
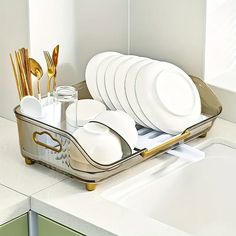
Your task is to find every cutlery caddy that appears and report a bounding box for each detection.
[14,76,222,191]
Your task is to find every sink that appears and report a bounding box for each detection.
[103,139,236,236]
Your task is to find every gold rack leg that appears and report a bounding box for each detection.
[86,183,96,191]
[25,157,35,165]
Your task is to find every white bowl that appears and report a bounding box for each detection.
[91,110,138,151]
[85,51,121,102]
[66,99,106,127]
[135,61,201,134]
[70,123,123,165]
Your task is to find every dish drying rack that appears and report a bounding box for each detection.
[14,76,222,191]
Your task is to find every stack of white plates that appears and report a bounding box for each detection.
[85,52,201,134]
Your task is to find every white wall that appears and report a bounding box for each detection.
[29,0,77,94]
[29,0,129,94]
[0,0,29,120]
[74,0,129,81]
[130,0,206,78]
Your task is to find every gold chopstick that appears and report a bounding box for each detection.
[16,51,29,96]
[14,51,26,97]
[9,53,22,100]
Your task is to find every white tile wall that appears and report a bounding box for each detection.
[130,0,206,78]
[0,0,29,120]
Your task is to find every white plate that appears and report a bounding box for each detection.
[125,59,157,129]
[104,55,132,110]
[135,61,201,134]
[96,54,122,109]
[114,56,145,117]
[85,52,121,101]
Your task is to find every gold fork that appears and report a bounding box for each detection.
[43,51,55,97]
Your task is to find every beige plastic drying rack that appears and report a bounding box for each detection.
[14,76,222,191]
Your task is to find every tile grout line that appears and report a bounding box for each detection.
[0,183,29,198]
[0,176,69,225]
[0,176,68,198]
[30,176,69,197]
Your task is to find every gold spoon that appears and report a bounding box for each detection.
[52,45,59,90]
[29,58,43,100]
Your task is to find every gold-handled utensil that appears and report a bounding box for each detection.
[15,50,30,96]
[9,53,22,100]
[52,45,59,90]
[10,47,34,100]
[19,48,33,96]
[52,45,59,67]
[43,51,56,98]
[29,58,43,100]
[24,48,33,96]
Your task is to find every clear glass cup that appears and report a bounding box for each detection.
[53,86,78,131]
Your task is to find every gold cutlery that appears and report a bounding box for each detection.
[24,48,33,96]
[19,48,33,96]
[10,48,35,99]
[52,45,59,90]
[29,58,43,100]
[9,53,22,100]
[10,47,58,101]
[43,51,56,97]
[15,50,30,97]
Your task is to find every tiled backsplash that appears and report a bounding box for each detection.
[0,0,206,120]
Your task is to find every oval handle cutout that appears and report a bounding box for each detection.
[33,131,62,153]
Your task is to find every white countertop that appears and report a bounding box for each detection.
[0,116,236,235]
[0,185,29,225]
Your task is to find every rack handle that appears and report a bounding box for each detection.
[33,131,62,153]
[141,130,191,159]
